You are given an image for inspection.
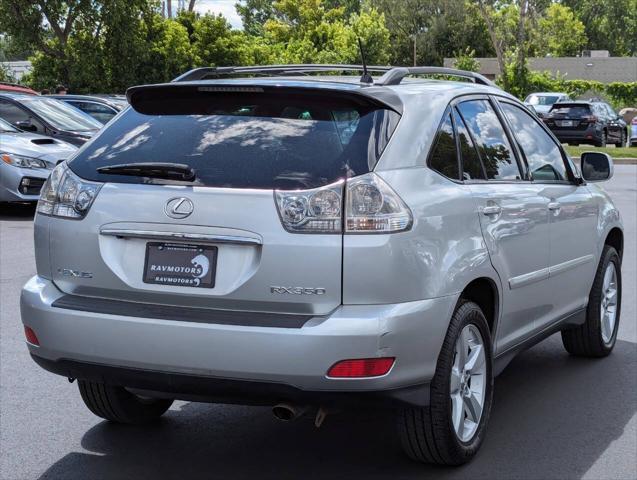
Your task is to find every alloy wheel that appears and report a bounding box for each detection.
[600,262,618,344]
[450,324,486,442]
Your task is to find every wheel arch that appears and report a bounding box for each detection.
[459,277,500,342]
[605,227,624,261]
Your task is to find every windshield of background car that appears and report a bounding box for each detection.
[0,117,19,132]
[68,90,401,190]
[549,104,592,116]
[21,97,102,132]
[527,95,560,106]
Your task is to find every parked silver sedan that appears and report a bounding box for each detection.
[0,118,76,202]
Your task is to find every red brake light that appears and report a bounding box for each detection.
[24,326,40,346]
[327,358,395,378]
[584,115,598,123]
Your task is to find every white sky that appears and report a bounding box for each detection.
[193,0,243,28]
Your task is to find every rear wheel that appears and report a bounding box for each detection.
[397,300,493,465]
[78,380,173,424]
[615,131,626,147]
[596,131,607,147]
[561,246,621,357]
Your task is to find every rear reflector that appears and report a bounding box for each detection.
[24,326,40,346]
[327,357,395,378]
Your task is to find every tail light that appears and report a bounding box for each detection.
[631,118,637,125]
[37,162,102,219]
[583,115,598,123]
[275,173,412,234]
[24,326,40,346]
[327,358,395,378]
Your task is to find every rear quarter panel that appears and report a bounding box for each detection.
[343,168,500,304]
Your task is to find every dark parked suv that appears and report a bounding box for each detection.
[544,101,627,147]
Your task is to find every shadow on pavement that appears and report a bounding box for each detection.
[38,336,636,480]
[0,203,36,221]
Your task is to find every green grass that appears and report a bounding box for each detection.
[565,145,637,159]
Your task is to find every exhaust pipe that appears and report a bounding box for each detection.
[272,403,308,422]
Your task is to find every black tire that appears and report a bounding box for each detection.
[397,300,493,465]
[561,246,622,357]
[596,131,607,148]
[616,131,625,148]
[78,380,173,424]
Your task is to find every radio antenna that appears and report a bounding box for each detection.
[358,38,373,84]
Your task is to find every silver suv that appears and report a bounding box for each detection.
[21,65,623,465]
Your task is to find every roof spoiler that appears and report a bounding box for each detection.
[126,82,405,115]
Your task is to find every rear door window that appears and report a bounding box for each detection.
[428,112,459,180]
[69,89,400,190]
[456,99,521,181]
[453,109,485,181]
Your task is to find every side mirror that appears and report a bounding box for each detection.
[15,120,37,132]
[581,152,613,182]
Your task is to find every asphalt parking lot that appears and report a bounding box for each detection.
[1,166,635,480]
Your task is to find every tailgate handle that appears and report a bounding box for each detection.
[99,228,262,246]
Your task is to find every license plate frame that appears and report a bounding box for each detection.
[143,242,217,288]
[560,120,574,127]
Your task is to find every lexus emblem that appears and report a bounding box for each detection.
[165,197,194,219]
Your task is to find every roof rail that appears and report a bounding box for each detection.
[172,64,497,88]
[376,67,495,87]
[173,65,393,82]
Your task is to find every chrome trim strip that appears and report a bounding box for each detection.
[549,254,595,277]
[508,267,549,289]
[99,228,262,246]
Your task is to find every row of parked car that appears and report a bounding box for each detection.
[524,92,637,148]
[0,82,127,202]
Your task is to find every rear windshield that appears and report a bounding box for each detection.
[526,94,559,106]
[68,90,400,189]
[549,104,591,116]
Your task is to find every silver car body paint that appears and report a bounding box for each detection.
[21,77,623,401]
[0,129,77,202]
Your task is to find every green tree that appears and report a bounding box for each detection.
[235,0,276,36]
[562,0,637,56]
[262,0,389,65]
[537,4,587,57]
[372,0,492,67]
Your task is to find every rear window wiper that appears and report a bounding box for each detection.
[97,162,196,181]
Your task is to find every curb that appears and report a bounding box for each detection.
[612,158,637,165]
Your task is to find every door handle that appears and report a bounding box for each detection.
[548,201,561,211]
[482,205,502,216]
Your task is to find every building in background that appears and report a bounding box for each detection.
[0,60,32,81]
[444,52,637,83]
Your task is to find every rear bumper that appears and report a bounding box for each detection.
[549,124,600,143]
[21,276,458,407]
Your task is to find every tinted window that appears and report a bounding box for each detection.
[429,112,459,179]
[20,97,102,131]
[0,100,30,124]
[69,91,401,190]
[453,109,485,180]
[501,102,567,182]
[549,104,591,117]
[68,101,118,124]
[0,117,19,132]
[457,100,521,180]
[526,94,559,106]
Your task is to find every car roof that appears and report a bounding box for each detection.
[0,83,38,95]
[527,92,568,96]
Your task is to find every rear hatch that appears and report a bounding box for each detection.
[545,103,593,130]
[45,84,400,316]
